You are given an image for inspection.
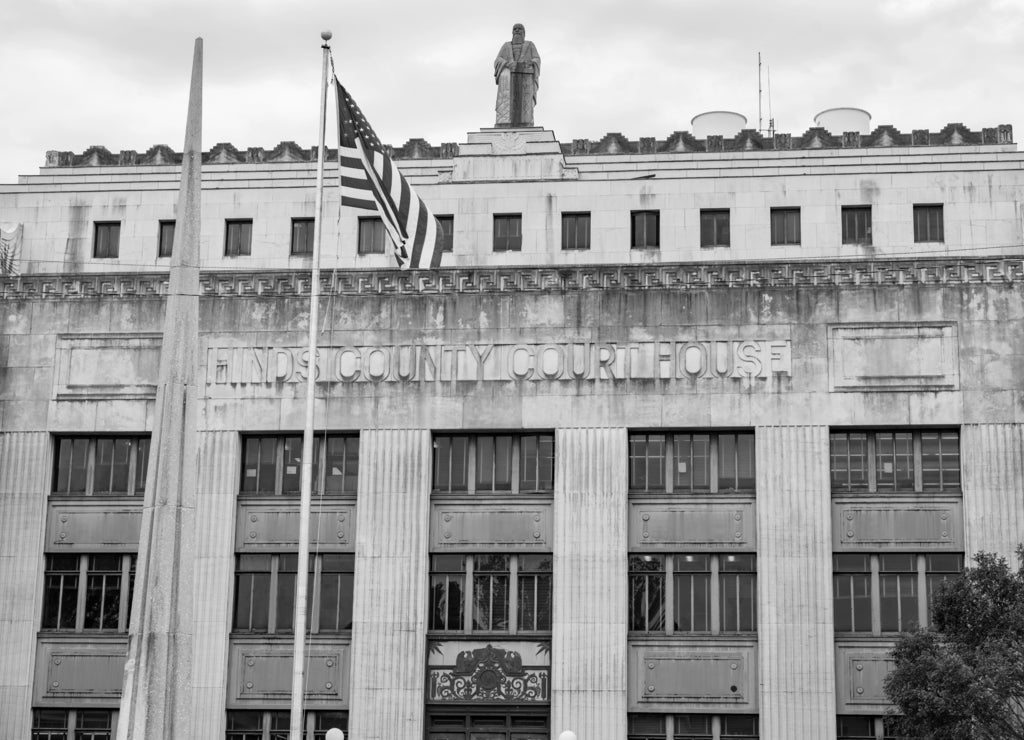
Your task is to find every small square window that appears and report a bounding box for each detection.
[436,215,454,253]
[770,207,801,245]
[94,222,120,258]
[158,220,175,258]
[358,217,390,255]
[493,214,522,252]
[699,209,730,248]
[562,212,591,250]
[913,204,944,242]
[842,206,872,245]
[225,219,252,256]
[631,210,659,249]
[291,218,315,256]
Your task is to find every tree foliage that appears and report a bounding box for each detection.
[885,547,1024,739]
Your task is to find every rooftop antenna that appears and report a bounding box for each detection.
[758,52,762,133]
[758,52,776,137]
[766,59,775,137]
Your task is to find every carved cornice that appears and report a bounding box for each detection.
[1,258,1021,300]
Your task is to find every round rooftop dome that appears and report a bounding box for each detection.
[691,111,748,139]
[813,107,872,135]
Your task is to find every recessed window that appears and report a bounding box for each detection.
[830,430,960,493]
[226,711,348,740]
[429,553,552,633]
[42,554,136,632]
[436,215,454,253]
[841,206,872,245]
[291,218,315,255]
[433,433,554,494]
[233,553,353,633]
[93,222,120,258]
[33,709,114,740]
[629,553,757,633]
[626,714,761,740]
[561,212,591,250]
[833,553,962,634]
[770,207,801,245]
[631,210,660,249]
[913,204,944,242]
[629,432,755,493]
[240,434,359,496]
[837,715,908,740]
[357,216,391,255]
[225,219,253,256]
[158,220,175,258]
[493,214,522,252]
[53,436,150,496]
[699,209,730,248]
[427,713,549,739]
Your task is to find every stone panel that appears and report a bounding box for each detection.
[235,500,355,551]
[827,324,959,391]
[628,643,757,711]
[45,500,143,551]
[430,500,553,550]
[53,333,161,399]
[628,500,756,549]
[832,499,964,550]
[34,638,128,704]
[962,423,1024,560]
[226,639,348,706]
[834,643,894,713]
[552,428,627,740]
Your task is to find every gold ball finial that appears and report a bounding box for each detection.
[321,30,333,41]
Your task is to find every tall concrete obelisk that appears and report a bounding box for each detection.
[117,38,202,740]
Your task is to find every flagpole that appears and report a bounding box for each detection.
[289,30,332,740]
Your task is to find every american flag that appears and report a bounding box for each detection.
[336,80,442,269]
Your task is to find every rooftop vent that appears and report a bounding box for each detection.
[691,111,748,139]
[813,107,871,135]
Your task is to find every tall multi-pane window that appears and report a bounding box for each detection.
[629,554,756,633]
[837,715,913,739]
[426,713,549,739]
[561,212,591,250]
[240,434,359,496]
[699,209,730,248]
[832,553,963,634]
[42,554,136,632]
[291,218,315,255]
[436,214,454,253]
[94,222,120,258]
[626,714,759,739]
[53,436,150,496]
[631,210,660,249]
[432,433,554,494]
[830,430,960,492]
[357,216,388,255]
[429,553,552,634]
[913,204,944,242]
[841,206,872,245]
[232,553,354,634]
[493,214,522,252]
[158,220,175,258]
[225,219,253,256]
[769,207,801,245]
[32,709,114,740]
[629,432,755,493]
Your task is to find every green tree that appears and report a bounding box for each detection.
[884,547,1024,739]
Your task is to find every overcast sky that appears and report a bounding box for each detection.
[1,0,1022,184]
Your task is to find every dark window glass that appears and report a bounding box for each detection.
[921,431,960,490]
[837,715,875,739]
[699,209,730,247]
[833,554,872,633]
[225,219,253,256]
[234,554,271,632]
[357,217,387,255]
[561,212,591,250]
[880,554,919,632]
[517,554,552,631]
[719,433,756,490]
[830,432,869,491]
[42,555,79,629]
[720,554,757,632]
[226,710,263,740]
[926,553,963,624]
[476,435,513,492]
[629,433,666,491]
[430,554,465,631]
[675,714,713,740]
[158,220,175,258]
[842,206,872,245]
[291,218,315,255]
[493,214,522,252]
[875,432,915,491]
[433,435,470,492]
[53,436,148,496]
[319,554,355,631]
[55,438,89,494]
[472,554,510,631]
[94,222,120,258]
[674,554,711,632]
[831,430,959,493]
[770,207,801,245]
[673,433,711,491]
[913,204,944,242]
[627,713,666,740]
[75,710,112,740]
[83,554,123,630]
[324,435,359,495]
[436,215,454,253]
[519,434,555,492]
[631,210,659,249]
[240,435,358,496]
[434,434,552,494]
[313,711,349,740]
[32,708,68,740]
[629,554,665,631]
[721,715,759,738]
[274,554,312,634]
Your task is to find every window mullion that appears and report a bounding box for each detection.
[511,437,521,494]
[274,439,285,496]
[269,556,280,634]
[916,554,928,629]
[127,440,137,496]
[712,714,721,740]
[311,555,322,634]
[665,436,674,494]
[710,555,721,635]
[665,554,675,636]
[913,433,923,491]
[709,436,719,493]
[119,554,131,631]
[464,556,474,633]
[870,554,881,635]
[509,555,519,634]
[467,439,477,495]
[86,439,97,496]
[867,434,877,491]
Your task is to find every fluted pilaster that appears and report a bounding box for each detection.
[0,432,49,740]
[347,429,431,740]
[189,431,239,739]
[756,425,835,740]
[552,427,628,740]
[962,423,1024,560]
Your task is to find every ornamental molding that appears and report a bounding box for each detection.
[1,258,1021,300]
[427,644,549,704]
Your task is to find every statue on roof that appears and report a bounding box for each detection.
[494,23,541,128]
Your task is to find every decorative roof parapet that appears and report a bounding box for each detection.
[43,123,1014,168]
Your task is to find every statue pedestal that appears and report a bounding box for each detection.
[452,128,575,182]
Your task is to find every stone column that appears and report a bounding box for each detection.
[756,425,836,739]
[189,432,239,739]
[0,432,49,739]
[962,423,1024,560]
[347,429,431,739]
[551,427,628,740]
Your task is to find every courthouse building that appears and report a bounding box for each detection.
[1,95,1023,740]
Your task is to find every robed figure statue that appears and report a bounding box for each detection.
[494,23,541,127]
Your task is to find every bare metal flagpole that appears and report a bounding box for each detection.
[289,29,332,740]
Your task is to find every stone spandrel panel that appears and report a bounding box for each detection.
[45,500,142,551]
[832,499,964,550]
[827,324,959,391]
[834,643,894,713]
[53,333,161,400]
[430,500,553,550]
[34,638,128,704]
[628,643,757,711]
[234,500,355,552]
[628,500,756,550]
[226,639,349,706]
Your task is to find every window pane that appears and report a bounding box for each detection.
[477,435,513,491]
[84,555,123,630]
[674,434,710,491]
[430,555,465,631]
[158,220,175,258]
[831,432,869,491]
[629,555,665,631]
[921,431,959,490]
[434,435,469,492]
[719,433,755,490]
[42,555,80,629]
[674,561,711,632]
[700,210,729,247]
[631,211,659,249]
[320,553,355,631]
[226,220,252,256]
[518,554,552,631]
[771,208,800,245]
[94,223,120,258]
[875,432,914,491]
[276,554,313,633]
[281,436,303,494]
[324,435,358,494]
[721,715,759,738]
[880,554,918,632]
[234,554,271,631]
[55,438,89,494]
[134,437,150,494]
[519,434,554,492]
[630,434,665,491]
[721,555,757,632]
[292,218,314,255]
[494,215,522,252]
[562,213,591,250]
[436,215,454,253]
[472,554,510,631]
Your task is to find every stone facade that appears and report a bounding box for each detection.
[1,125,1023,740]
